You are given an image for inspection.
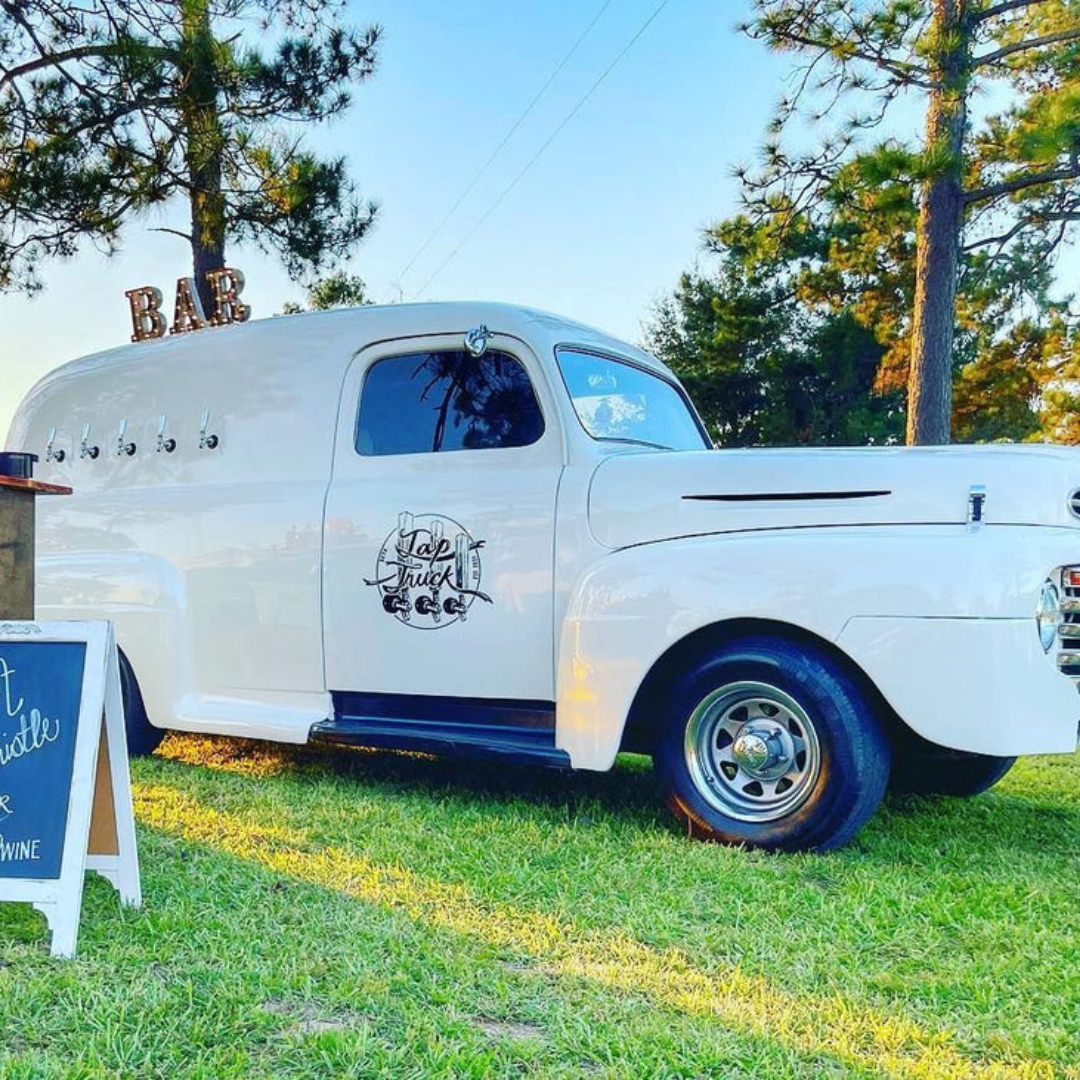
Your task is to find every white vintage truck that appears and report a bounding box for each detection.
[8,302,1080,850]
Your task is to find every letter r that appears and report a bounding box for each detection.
[206,268,251,326]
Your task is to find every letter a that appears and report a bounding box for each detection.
[171,277,207,335]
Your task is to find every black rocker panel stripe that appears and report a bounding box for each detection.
[331,691,555,732]
[316,693,566,768]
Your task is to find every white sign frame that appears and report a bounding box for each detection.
[0,620,140,958]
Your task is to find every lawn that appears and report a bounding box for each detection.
[1,735,1078,1079]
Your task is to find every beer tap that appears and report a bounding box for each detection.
[45,428,66,464]
[157,415,176,453]
[80,424,99,460]
[116,418,136,457]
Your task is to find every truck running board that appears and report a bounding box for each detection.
[311,693,571,769]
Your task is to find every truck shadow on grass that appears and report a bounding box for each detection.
[152,733,1080,866]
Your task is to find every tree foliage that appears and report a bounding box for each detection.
[281,269,371,312]
[646,227,906,448]
[740,0,1080,443]
[0,0,381,303]
[648,183,1079,447]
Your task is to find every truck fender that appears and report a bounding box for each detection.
[36,551,191,731]
[555,526,1080,769]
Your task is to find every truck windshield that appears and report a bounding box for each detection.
[556,348,710,450]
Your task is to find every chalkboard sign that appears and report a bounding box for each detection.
[0,622,140,958]
[0,641,87,879]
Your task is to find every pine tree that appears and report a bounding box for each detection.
[0,1,380,310]
[646,230,906,448]
[743,0,1080,443]
[649,177,1077,446]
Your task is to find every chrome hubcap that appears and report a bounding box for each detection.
[732,731,771,772]
[684,681,822,823]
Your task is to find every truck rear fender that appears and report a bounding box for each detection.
[35,551,190,730]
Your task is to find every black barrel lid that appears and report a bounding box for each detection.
[0,452,38,480]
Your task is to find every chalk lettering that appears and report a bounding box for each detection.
[0,835,41,862]
[0,708,61,769]
[0,658,25,718]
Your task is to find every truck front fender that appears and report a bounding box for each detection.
[555,525,1080,769]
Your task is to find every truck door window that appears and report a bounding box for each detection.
[357,350,545,456]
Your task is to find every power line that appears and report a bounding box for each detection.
[397,0,617,287]
[416,0,672,299]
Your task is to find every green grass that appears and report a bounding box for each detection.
[2,735,1079,1079]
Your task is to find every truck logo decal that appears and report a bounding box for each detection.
[364,512,492,629]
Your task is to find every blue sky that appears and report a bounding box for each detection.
[0,0,783,436]
[1,0,1076,440]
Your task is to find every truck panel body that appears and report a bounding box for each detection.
[9,304,668,748]
[8,301,1080,783]
[10,315,365,740]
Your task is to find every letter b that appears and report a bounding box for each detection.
[125,287,167,342]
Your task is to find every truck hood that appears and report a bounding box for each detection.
[588,445,1080,549]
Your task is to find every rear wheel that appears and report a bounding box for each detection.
[890,732,1015,797]
[118,651,165,757]
[654,636,891,852]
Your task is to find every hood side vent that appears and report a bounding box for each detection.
[683,490,891,503]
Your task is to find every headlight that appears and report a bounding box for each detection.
[1036,580,1061,652]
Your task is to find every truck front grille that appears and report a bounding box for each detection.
[1057,574,1080,677]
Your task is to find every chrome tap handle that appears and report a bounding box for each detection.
[117,418,136,457]
[157,414,176,453]
[199,410,219,450]
[80,423,99,460]
[46,427,66,464]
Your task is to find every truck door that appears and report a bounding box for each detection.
[322,333,563,706]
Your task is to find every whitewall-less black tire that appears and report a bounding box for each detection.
[889,731,1015,797]
[118,651,166,758]
[654,636,891,852]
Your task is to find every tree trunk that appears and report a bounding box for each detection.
[907,0,970,446]
[180,0,226,316]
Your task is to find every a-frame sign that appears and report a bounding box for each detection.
[0,621,140,958]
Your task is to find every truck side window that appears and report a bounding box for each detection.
[357,350,545,456]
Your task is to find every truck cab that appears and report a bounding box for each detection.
[10,302,1080,851]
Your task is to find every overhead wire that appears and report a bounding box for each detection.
[415,0,672,298]
[397,0,618,287]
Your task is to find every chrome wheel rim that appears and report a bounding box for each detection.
[683,681,821,823]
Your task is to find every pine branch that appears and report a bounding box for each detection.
[974,26,1080,67]
[972,0,1054,23]
[0,43,130,90]
[760,25,930,86]
[963,218,1031,251]
[149,226,193,241]
[965,163,1080,203]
